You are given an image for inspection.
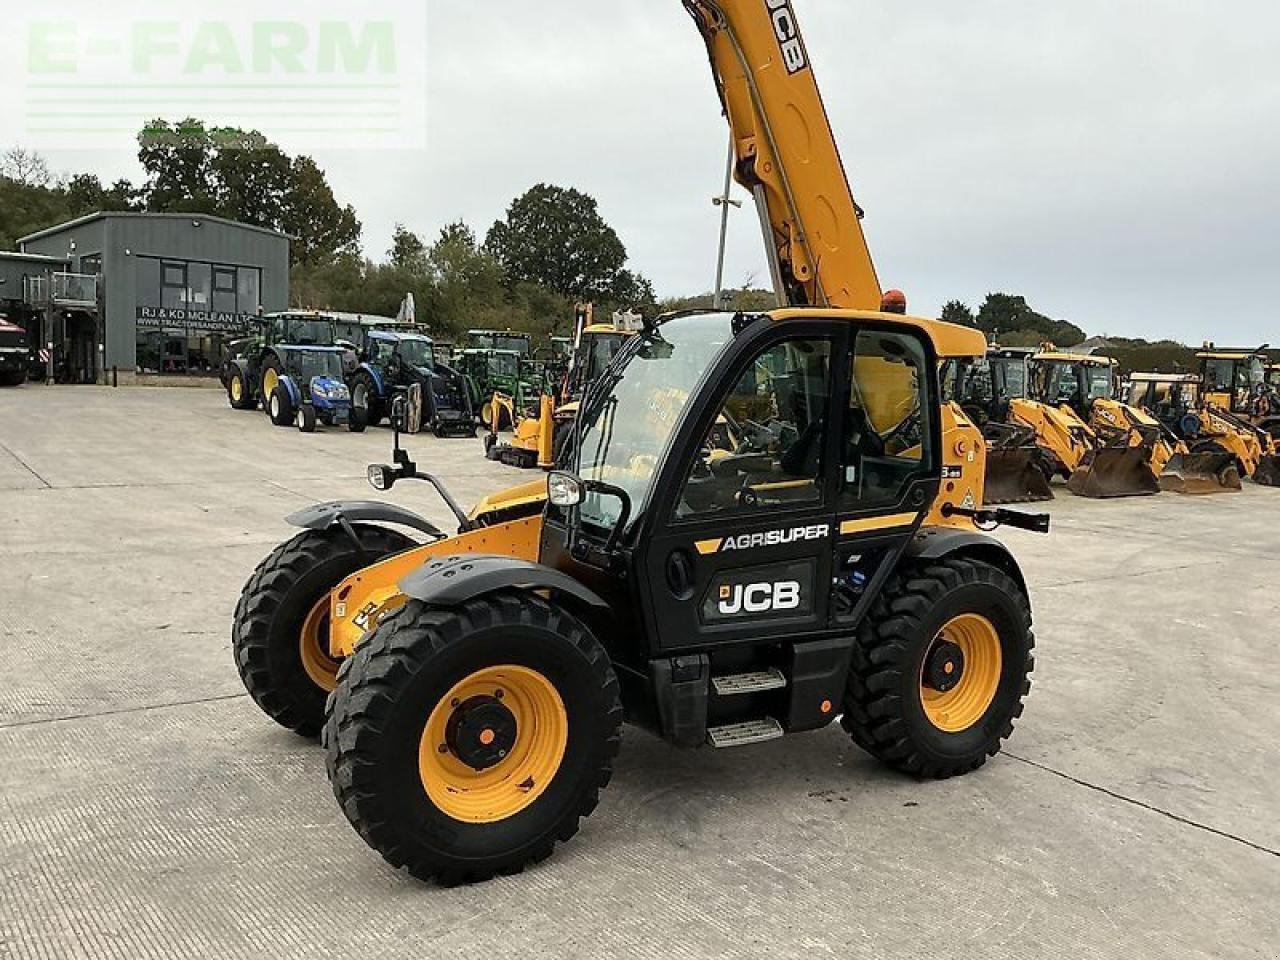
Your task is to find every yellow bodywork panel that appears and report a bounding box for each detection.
[1008,398,1094,475]
[768,309,987,361]
[469,479,547,522]
[329,516,544,658]
[927,403,988,530]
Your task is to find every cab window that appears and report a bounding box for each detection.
[675,338,832,519]
[841,330,933,510]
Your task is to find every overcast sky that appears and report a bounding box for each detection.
[28,1,1280,343]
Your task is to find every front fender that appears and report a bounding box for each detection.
[907,527,1028,598]
[359,363,385,396]
[287,500,446,540]
[398,554,610,612]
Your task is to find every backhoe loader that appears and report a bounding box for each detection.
[1196,346,1280,484]
[946,347,1054,505]
[1125,373,1243,494]
[232,0,1047,884]
[1024,351,1161,498]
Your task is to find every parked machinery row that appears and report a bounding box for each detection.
[951,343,1280,504]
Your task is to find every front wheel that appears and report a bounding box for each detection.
[324,593,623,885]
[297,404,318,433]
[232,525,419,736]
[268,386,294,427]
[842,558,1033,779]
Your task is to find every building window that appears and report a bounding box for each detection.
[136,256,264,377]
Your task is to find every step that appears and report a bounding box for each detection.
[711,669,788,697]
[707,717,785,749]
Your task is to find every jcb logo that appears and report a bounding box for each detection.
[718,581,802,615]
[765,0,807,74]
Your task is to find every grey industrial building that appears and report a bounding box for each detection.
[3,212,290,384]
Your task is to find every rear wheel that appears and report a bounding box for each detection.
[227,369,255,409]
[232,525,418,736]
[324,593,623,884]
[348,406,368,433]
[842,558,1033,779]
[261,358,282,417]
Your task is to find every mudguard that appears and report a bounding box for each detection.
[359,362,385,398]
[398,554,611,612]
[286,501,446,540]
[907,527,1028,596]
[278,375,305,408]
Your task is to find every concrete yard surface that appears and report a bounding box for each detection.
[0,386,1276,960]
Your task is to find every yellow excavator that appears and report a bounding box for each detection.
[232,0,1048,883]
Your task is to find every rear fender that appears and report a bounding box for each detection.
[908,527,1029,599]
[328,515,544,657]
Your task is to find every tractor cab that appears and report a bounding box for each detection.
[467,329,532,359]
[262,312,338,348]
[1126,373,1202,436]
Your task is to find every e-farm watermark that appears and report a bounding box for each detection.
[6,1,426,149]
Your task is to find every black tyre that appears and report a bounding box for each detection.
[842,558,1033,779]
[0,370,25,388]
[297,404,318,433]
[232,525,418,737]
[348,406,368,433]
[324,592,623,885]
[227,368,255,410]
[268,385,294,427]
[351,372,384,427]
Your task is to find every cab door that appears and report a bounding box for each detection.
[637,318,941,652]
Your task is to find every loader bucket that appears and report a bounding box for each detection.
[1159,452,1242,495]
[984,448,1054,505]
[1251,454,1280,487]
[1066,447,1160,499]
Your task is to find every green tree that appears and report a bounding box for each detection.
[940,299,975,327]
[388,224,428,273]
[137,119,360,266]
[975,292,1085,347]
[485,184,650,302]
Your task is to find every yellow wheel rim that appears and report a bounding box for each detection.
[298,595,341,693]
[920,614,1002,733]
[419,665,568,824]
[263,368,279,399]
[231,376,243,402]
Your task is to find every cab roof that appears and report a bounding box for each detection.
[369,330,432,343]
[1129,372,1199,383]
[766,307,988,360]
[1035,351,1117,367]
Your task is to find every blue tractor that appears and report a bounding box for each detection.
[347,328,476,437]
[263,345,367,433]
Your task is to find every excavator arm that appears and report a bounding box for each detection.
[684,0,881,309]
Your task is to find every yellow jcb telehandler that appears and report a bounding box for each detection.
[231,0,1049,884]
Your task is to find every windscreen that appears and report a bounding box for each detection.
[576,314,731,530]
